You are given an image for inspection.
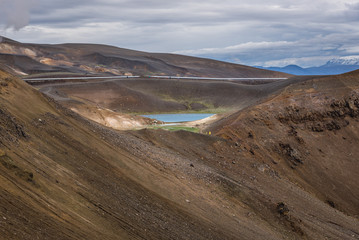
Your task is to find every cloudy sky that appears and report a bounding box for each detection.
[1,0,359,67]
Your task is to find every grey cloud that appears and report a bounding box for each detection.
[176,32,359,67]
[0,0,38,30]
[2,0,359,67]
[343,3,359,22]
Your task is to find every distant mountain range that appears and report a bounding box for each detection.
[257,56,359,75]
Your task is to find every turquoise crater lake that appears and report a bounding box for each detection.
[141,113,214,123]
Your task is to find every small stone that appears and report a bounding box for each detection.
[247,212,254,217]
[185,199,190,203]
[248,132,254,138]
[277,202,289,216]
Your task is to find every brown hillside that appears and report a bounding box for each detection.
[210,70,359,219]
[1,68,247,239]
[0,53,64,74]
[0,36,291,78]
[38,77,300,114]
[0,65,358,239]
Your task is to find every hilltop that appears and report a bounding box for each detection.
[0,36,290,78]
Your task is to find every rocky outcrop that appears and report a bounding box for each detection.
[278,92,359,132]
[0,108,28,144]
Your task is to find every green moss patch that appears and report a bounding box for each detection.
[150,125,200,133]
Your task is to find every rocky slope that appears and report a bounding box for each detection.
[0,65,358,239]
[2,68,252,239]
[210,70,359,224]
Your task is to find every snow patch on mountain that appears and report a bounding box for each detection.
[326,56,359,65]
[258,55,359,75]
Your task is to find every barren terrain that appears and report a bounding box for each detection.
[0,37,358,239]
[0,65,358,239]
[0,36,290,78]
